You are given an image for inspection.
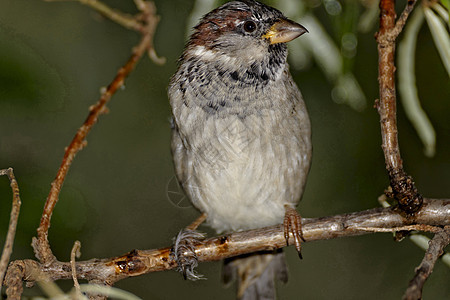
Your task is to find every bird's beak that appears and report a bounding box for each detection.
[262,19,308,44]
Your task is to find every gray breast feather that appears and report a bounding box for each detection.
[169,66,311,232]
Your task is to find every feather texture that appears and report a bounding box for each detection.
[168,1,311,298]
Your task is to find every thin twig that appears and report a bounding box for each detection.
[5,198,449,298]
[353,224,441,233]
[70,241,82,295]
[0,168,22,290]
[5,260,40,300]
[45,0,142,31]
[393,0,418,38]
[409,234,450,267]
[376,0,423,214]
[34,1,162,265]
[403,226,450,300]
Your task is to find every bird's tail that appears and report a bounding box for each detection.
[222,250,288,300]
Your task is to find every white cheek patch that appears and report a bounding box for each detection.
[191,45,215,59]
[191,45,236,65]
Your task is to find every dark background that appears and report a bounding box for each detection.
[1,0,449,299]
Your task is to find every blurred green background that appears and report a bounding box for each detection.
[0,0,449,299]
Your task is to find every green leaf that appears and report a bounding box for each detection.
[424,5,450,77]
[440,0,450,13]
[398,7,436,157]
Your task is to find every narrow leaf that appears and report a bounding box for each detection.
[424,6,450,77]
[398,7,436,157]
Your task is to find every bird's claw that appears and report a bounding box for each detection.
[172,229,206,280]
[283,206,305,259]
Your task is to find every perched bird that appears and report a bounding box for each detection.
[168,0,312,299]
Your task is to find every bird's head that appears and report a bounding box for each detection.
[185,0,307,67]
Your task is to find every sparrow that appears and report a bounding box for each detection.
[168,1,312,299]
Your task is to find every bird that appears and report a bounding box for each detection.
[168,0,312,299]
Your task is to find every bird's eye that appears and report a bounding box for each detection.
[243,21,257,33]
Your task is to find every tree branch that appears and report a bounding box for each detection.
[393,0,418,38]
[33,0,162,265]
[2,0,449,298]
[376,0,423,214]
[4,198,449,298]
[70,241,82,296]
[403,226,450,300]
[0,168,22,291]
[375,1,450,296]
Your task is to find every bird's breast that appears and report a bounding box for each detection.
[182,111,305,232]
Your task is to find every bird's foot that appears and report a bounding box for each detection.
[283,205,305,259]
[172,229,206,280]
